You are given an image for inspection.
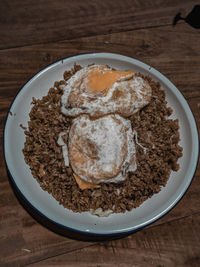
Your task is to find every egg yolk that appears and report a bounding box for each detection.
[87,68,134,94]
[73,173,100,190]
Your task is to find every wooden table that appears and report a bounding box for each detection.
[1,0,200,266]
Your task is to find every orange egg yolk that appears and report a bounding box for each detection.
[73,173,100,190]
[87,68,134,94]
[72,145,100,190]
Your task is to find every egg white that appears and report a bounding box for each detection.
[58,114,137,184]
[61,65,152,118]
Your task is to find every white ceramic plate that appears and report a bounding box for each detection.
[4,53,199,236]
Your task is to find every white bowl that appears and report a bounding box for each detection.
[4,53,199,236]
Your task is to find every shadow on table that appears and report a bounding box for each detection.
[8,174,131,242]
[173,5,200,29]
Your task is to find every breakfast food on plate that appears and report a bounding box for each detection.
[61,65,152,118]
[22,64,183,216]
[65,114,137,186]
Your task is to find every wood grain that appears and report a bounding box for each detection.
[0,0,198,49]
[0,0,200,266]
[26,214,200,267]
[0,23,200,105]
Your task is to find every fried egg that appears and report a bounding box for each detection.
[61,65,152,118]
[58,114,137,187]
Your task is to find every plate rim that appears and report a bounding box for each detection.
[3,52,199,236]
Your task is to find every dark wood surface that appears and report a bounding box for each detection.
[0,0,200,266]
